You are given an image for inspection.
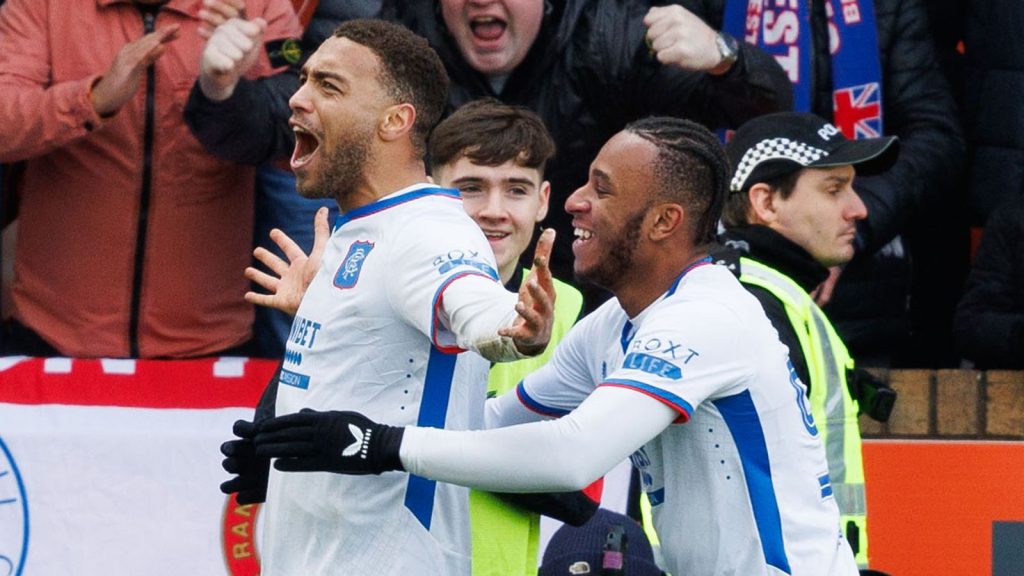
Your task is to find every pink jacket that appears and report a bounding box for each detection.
[0,0,301,358]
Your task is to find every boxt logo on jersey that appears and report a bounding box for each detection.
[0,435,29,576]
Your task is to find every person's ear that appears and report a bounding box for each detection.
[535,180,551,222]
[746,182,779,226]
[379,103,416,142]
[648,202,685,242]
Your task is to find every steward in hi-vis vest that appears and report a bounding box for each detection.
[715,112,901,570]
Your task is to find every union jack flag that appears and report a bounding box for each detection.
[833,82,882,139]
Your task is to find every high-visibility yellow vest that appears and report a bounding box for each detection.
[471,272,584,576]
[738,257,869,568]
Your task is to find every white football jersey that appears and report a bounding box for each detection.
[261,184,498,576]
[517,263,859,576]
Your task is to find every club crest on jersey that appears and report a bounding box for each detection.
[334,241,375,290]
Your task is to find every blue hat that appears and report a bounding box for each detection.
[539,509,664,576]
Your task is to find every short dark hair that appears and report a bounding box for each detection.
[428,98,556,174]
[624,117,730,245]
[333,19,449,156]
[720,170,801,229]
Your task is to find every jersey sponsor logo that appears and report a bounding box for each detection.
[283,349,303,366]
[629,337,699,364]
[334,241,375,290]
[287,316,322,351]
[279,369,311,390]
[432,249,498,280]
[221,497,261,576]
[0,435,29,576]
[623,352,682,380]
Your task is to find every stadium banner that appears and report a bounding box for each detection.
[0,356,275,576]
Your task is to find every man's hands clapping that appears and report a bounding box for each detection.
[90,25,180,117]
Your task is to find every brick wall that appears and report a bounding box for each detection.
[859,369,1024,439]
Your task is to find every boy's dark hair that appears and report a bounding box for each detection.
[428,98,556,174]
[333,20,448,156]
[720,170,801,229]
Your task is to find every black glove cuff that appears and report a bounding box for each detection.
[374,425,406,473]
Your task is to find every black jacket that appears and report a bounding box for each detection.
[185,0,793,295]
[953,196,1024,369]
[959,1,1024,225]
[715,225,830,391]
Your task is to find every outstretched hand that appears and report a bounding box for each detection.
[253,409,405,475]
[245,207,330,316]
[499,228,556,356]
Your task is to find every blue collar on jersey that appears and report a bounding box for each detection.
[334,185,461,229]
[666,255,713,296]
[620,255,713,352]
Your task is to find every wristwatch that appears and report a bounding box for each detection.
[710,31,740,75]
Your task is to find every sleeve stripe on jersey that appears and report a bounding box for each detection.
[712,389,792,574]
[515,381,570,417]
[430,271,501,354]
[600,380,692,424]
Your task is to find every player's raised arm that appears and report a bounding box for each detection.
[498,228,557,356]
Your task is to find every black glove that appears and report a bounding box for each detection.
[253,408,405,475]
[496,490,599,527]
[220,419,271,504]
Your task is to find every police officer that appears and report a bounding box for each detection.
[716,111,899,570]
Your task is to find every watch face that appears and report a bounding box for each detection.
[718,32,738,61]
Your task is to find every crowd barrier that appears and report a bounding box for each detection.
[0,358,1021,575]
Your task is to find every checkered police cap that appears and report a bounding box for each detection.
[725,112,899,194]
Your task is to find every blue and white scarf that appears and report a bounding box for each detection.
[724,0,883,139]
